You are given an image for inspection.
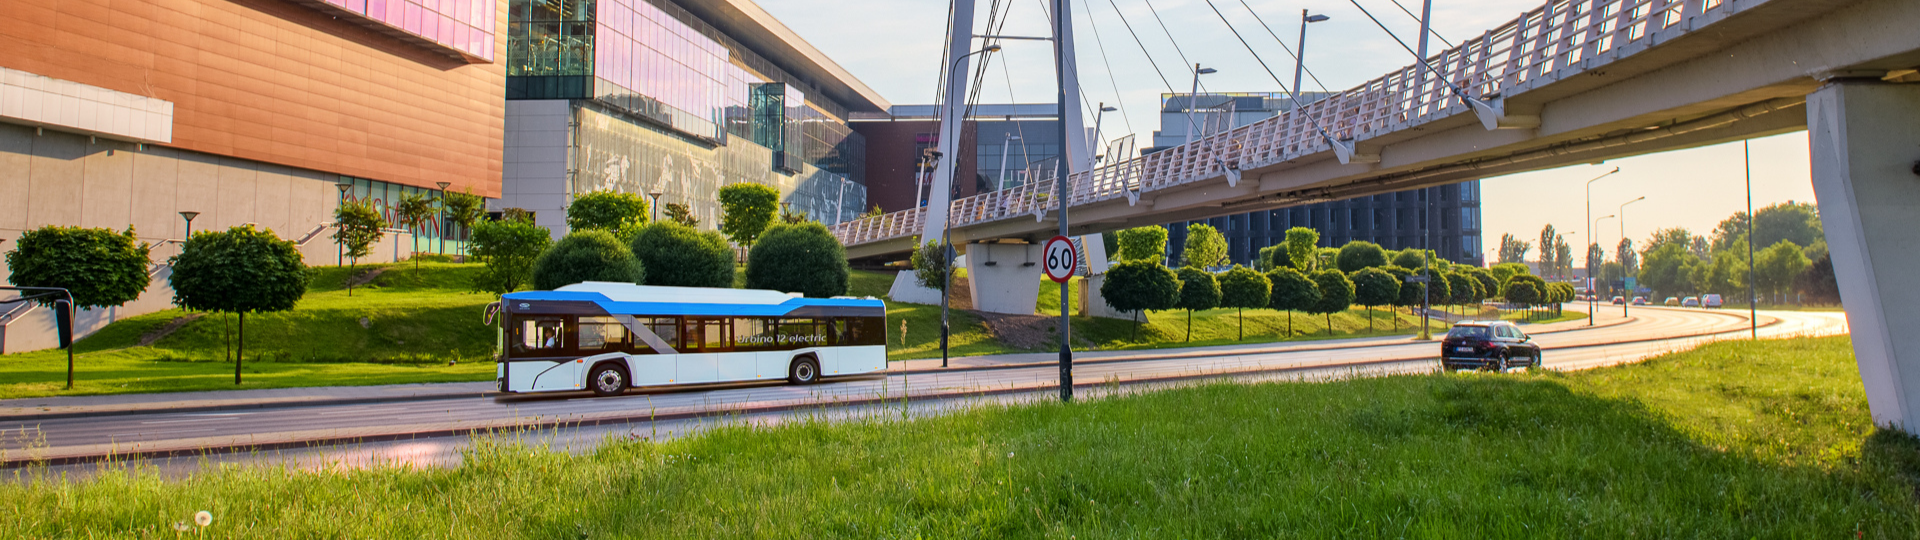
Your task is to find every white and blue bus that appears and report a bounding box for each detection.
[491,282,888,396]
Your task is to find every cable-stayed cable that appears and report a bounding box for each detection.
[1139,0,1209,94]
[1385,0,1455,49]
[1076,0,1134,139]
[1101,0,1203,144]
[1235,0,1334,93]
[1199,0,1341,141]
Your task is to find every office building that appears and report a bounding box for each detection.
[853,103,1096,213]
[498,0,887,235]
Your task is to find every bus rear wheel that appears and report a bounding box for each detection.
[788,356,820,385]
[589,363,628,397]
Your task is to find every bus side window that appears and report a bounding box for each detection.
[856,316,886,346]
[736,318,775,350]
[634,317,679,353]
[577,316,627,352]
[515,316,566,355]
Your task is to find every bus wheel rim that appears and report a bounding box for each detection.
[597,370,621,392]
[799,363,814,380]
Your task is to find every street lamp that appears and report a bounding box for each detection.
[435,181,451,255]
[1091,103,1117,166]
[647,191,664,223]
[178,211,199,241]
[1583,166,1621,325]
[935,44,1000,369]
[1295,10,1331,94]
[998,134,1021,189]
[335,182,353,267]
[1619,196,1646,317]
[1184,65,1217,147]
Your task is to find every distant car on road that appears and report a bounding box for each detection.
[1663,297,1681,306]
[1441,321,1541,372]
[1702,294,1724,308]
[1632,296,1651,305]
[1611,296,1627,305]
[1682,297,1701,307]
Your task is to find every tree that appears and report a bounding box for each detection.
[1754,239,1810,303]
[1101,259,1180,339]
[1256,245,1289,272]
[1316,247,1340,270]
[443,188,486,254]
[1504,274,1549,320]
[1795,253,1840,305]
[1390,249,1428,270]
[665,203,699,227]
[532,230,645,290]
[629,221,733,288]
[1537,225,1557,278]
[6,225,152,310]
[567,190,650,233]
[1173,267,1221,342]
[1217,265,1270,340]
[745,222,850,298]
[1751,201,1822,251]
[1489,263,1529,286]
[1349,267,1399,333]
[1586,243,1606,287]
[169,225,307,385]
[1695,249,1749,298]
[470,218,552,295]
[1497,234,1532,264]
[1115,226,1169,263]
[1336,241,1388,273]
[1441,271,1477,320]
[1382,265,1417,331]
[1306,270,1355,336]
[1616,238,1638,277]
[1644,227,1695,256]
[909,238,951,291]
[1464,268,1500,315]
[779,205,809,224]
[392,192,437,272]
[1285,227,1320,272]
[333,199,387,297]
[1411,266,1450,317]
[718,183,781,249]
[1551,235,1574,279]
[502,207,535,223]
[1266,267,1321,336]
[1709,211,1749,255]
[1638,242,1702,300]
[1181,223,1229,269]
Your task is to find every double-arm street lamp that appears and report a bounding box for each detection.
[1295,11,1331,93]
[1183,65,1217,147]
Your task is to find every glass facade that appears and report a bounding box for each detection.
[339,176,473,255]
[318,0,496,60]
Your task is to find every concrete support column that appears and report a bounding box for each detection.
[965,243,1043,315]
[1807,81,1920,429]
[1078,274,1131,320]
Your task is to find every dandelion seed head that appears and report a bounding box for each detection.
[194,511,213,527]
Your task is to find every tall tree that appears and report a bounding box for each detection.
[1349,267,1399,334]
[333,199,388,297]
[169,225,308,385]
[1586,243,1606,288]
[1751,202,1823,250]
[1266,267,1321,336]
[1754,240,1811,303]
[469,218,552,296]
[1497,234,1532,265]
[1551,235,1574,279]
[1616,238,1639,277]
[1335,241,1388,273]
[1306,270,1355,337]
[392,192,437,273]
[1115,226,1169,263]
[1638,243,1703,300]
[1537,225,1557,278]
[1709,211,1751,254]
[1795,253,1840,305]
[717,183,781,249]
[1181,223,1229,269]
[1644,227,1695,256]
[442,188,486,254]
[1173,267,1221,342]
[1102,260,1180,340]
[1285,227,1321,273]
[1217,265,1271,340]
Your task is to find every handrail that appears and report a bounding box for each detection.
[833,0,1724,249]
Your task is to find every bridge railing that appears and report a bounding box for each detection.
[833,0,1719,249]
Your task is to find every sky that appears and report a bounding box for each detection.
[755,0,1820,261]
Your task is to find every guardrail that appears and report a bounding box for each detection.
[831,0,1727,249]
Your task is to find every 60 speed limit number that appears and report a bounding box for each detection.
[1042,236,1077,283]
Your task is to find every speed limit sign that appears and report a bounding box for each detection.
[1042,235,1077,283]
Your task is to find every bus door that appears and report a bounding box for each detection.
[510,315,578,392]
[675,318,725,384]
[621,317,679,387]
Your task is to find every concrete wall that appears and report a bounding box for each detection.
[497,100,574,239]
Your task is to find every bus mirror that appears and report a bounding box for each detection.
[53,299,74,349]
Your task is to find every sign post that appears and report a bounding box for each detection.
[1043,235,1076,401]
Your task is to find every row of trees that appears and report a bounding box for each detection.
[1572,201,1835,304]
[1094,225,1574,341]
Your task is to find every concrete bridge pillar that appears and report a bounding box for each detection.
[1078,274,1132,320]
[1807,80,1920,429]
[965,243,1044,315]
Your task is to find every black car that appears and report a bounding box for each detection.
[1440,321,1541,372]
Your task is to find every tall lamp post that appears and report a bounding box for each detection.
[998,134,1021,189]
[936,44,1000,369]
[1743,140,1757,338]
[335,182,353,267]
[1090,103,1117,165]
[1619,196,1646,317]
[647,191,664,223]
[435,181,451,255]
[178,211,200,242]
[1183,65,1217,147]
[1294,11,1331,93]
[1583,167,1621,324]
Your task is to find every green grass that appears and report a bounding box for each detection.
[1499,307,1588,325]
[8,336,1915,537]
[0,263,498,399]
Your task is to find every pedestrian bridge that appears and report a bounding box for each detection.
[832,0,1919,261]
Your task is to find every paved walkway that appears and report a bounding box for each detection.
[0,308,1621,421]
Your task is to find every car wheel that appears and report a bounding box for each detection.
[588,363,627,397]
[788,355,820,385]
[1497,353,1511,373]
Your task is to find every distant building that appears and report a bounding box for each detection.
[1152,92,1485,267]
[850,103,1064,213]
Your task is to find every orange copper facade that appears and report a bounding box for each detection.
[0,0,505,196]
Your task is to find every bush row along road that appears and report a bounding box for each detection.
[2,306,1848,470]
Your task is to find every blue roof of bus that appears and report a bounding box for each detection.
[502,282,883,317]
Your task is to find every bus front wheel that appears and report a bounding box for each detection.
[589,363,628,397]
[788,356,820,385]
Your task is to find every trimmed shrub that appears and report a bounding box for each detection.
[532,230,645,290]
[745,222,850,298]
[629,221,733,288]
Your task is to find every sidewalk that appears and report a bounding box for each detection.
[2,309,1626,422]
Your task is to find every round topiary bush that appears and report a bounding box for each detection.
[629,222,734,288]
[532,230,645,290]
[745,222,849,298]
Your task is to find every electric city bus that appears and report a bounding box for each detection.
[489,282,887,396]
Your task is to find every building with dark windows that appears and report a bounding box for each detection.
[1,0,510,353]
[851,103,1068,213]
[499,0,888,236]
[1152,92,1484,268]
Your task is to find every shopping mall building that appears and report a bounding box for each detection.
[0,0,883,352]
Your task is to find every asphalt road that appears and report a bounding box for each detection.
[1,305,1849,472]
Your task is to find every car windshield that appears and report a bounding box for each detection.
[1447,326,1492,339]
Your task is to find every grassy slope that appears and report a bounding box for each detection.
[0,263,497,399]
[8,336,1915,538]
